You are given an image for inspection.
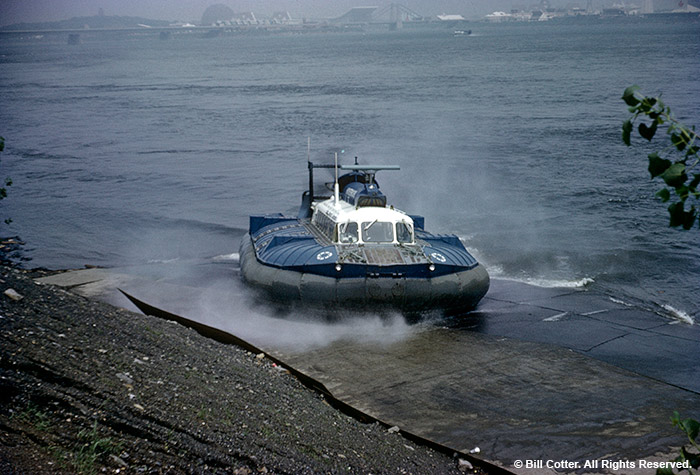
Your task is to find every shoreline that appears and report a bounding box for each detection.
[0,265,487,474]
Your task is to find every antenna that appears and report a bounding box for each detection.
[307,137,314,204]
[334,152,340,208]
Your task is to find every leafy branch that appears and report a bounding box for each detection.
[622,86,699,230]
[657,411,699,475]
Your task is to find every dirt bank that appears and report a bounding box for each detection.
[0,266,486,474]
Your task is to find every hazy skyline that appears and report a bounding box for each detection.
[0,0,666,27]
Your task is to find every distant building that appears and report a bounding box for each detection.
[270,11,294,24]
[485,11,511,21]
[436,14,466,21]
[231,12,257,25]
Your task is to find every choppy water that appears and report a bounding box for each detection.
[1,18,699,320]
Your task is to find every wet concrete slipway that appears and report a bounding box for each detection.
[36,260,700,474]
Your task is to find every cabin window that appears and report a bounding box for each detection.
[312,212,336,242]
[362,221,394,243]
[396,222,413,243]
[357,196,387,207]
[338,222,359,244]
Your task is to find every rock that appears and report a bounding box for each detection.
[0,264,490,475]
[458,458,473,471]
[109,454,128,467]
[387,426,400,433]
[3,288,23,301]
[116,372,134,385]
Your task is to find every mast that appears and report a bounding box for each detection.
[334,152,340,208]
[307,137,314,204]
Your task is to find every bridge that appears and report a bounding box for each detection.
[332,3,429,28]
[0,4,441,42]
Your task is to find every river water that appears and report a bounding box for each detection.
[1,17,699,321]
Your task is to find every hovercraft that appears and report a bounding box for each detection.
[239,154,489,314]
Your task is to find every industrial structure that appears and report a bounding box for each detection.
[3,2,700,42]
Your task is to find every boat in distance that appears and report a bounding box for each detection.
[239,154,489,314]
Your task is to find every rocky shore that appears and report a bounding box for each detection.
[0,265,486,474]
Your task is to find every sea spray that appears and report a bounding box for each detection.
[193,278,420,353]
[661,305,695,325]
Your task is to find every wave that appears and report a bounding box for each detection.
[661,305,695,325]
[146,257,181,265]
[608,297,634,307]
[212,252,240,263]
[505,276,595,289]
[486,265,594,289]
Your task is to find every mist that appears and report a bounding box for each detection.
[105,254,422,354]
[196,278,421,353]
[2,0,684,27]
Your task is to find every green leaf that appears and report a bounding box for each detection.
[639,122,658,141]
[668,202,696,229]
[660,162,687,187]
[648,153,672,178]
[639,97,658,114]
[690,453,700,470]
[672,411,681,425]
[656,189,671,202]
[689,174,700,191]
[622,86,640,106]
[671,133,688,151]
[682,417,700,441]
[668,202,687,227]
[623,120,634,146]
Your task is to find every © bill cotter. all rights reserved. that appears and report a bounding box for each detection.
[513,459,692,471]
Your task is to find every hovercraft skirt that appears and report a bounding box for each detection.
[240,236,489,312]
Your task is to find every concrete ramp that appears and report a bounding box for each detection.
[37,265,700,473]
[272,329,698,465]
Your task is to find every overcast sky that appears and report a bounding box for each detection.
[0,0,682,26]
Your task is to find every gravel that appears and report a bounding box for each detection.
[0,265,488,474]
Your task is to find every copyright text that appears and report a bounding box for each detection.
[512,459,691,471]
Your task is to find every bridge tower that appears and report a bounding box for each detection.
[390,3,403,29]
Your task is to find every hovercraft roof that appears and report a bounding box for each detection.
[337,164,399,208]
[300,159,400,219]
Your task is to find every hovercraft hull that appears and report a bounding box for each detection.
[240,234,489,313]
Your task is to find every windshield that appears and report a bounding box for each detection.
[396,222,413,243]
[362,221,394,243]
[338,222,359,243]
